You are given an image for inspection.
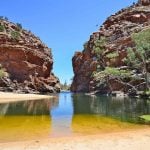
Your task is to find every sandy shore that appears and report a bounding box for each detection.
[0,128,150,150]
[0,92,53,103]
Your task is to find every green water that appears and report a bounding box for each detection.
[0,92,149,142]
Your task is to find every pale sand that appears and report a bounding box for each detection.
[0,92,53,103]
[0,128,150,150]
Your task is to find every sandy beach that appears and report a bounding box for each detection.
[0,128,149,150]
[0,92,53,103]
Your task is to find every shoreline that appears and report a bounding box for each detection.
[0,92,54,103]
[0,128,150,150]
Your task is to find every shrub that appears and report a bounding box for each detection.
[93,67,131,81]
[126,28,150,90]
[0,24,5,32]
[104,67,131,77]
[93,37,106,55]
[0,69,6,78]
[11,31,20,40]
[106,51,119,59]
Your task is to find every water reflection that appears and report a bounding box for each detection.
[0,98,58,116]
[51,92,73,136]
[72,94,150,123]
[0,93,149,142]
[0,97,58,142]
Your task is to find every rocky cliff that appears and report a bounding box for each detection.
[0,19,60,93]
[71,0,150,94]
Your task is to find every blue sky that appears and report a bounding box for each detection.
[0,0,137,84]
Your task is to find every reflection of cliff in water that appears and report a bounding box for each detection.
[0,98,58,116]
[72,94,150,122]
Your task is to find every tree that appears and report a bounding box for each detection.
[126,28,150,91]
[61,80,70,90]
[93,67,132,93]
[93,37,107,70]
[64,80,67,89]
[132,28,150,90]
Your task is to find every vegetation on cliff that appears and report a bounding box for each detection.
[130,28,150,90]
[0,18,60,93]
[71,0,150,95]
[0,64,7,78]
[93,28,150,94]
[0,69,6,78]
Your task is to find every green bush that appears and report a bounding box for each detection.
[105,67,131,77]
[0,69,6,78]
[93,67,131,81]
[106,51,119,59]
[11,31,20,40]
[0,24,5,32]
[93,37,106,55]
[127,28,150,90]
[140,115,150,123]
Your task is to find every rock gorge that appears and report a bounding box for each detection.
[71,0,150,94]
[0,19,60,93]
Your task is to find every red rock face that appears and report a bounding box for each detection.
[138,0,150,5]
[0,20,60,93]
[71,1,150,93]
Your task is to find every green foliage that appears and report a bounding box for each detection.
[133,29,150,88]
[145,90,150,95]
[60,81,70,90]
[104,67,131,77]
[126,28,150,65]
[106,51,119,59]
[124,48,140,67]
[0,24,5,32]
[132,28,150,60]
[93,67,132,89]
[93,67,131,81]
[93,37,106,55]
[11,31,20,40]
[0,65,6,78]
[140,115,150,123]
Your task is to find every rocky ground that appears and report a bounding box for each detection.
[0,19,60,93]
